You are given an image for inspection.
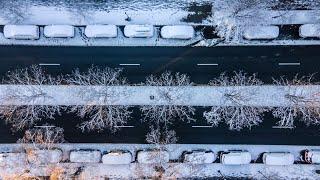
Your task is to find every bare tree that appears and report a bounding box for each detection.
[18,124,66,150]
[204,72,269,131]
[141,71,195,126]
[272,75,320,128]
[0,66,63,131]
[66,66,131,132]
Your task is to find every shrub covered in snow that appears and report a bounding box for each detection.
[183,150,215,164]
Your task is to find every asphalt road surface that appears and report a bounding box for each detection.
[0,45,320,145]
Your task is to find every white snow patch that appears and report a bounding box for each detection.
[299,24,320,38]
[137,150,170,164]
[161,25,195,39]
[183,151,215,164]
[44,25,75,38]
[69,150,101,163]
[84,25,118,38]
[0,152,27,167]
[3,25,39,40]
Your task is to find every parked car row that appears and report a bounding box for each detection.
[1,148,319,165]
[243,24,320,40]
[2,24,195,40]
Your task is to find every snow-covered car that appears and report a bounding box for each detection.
[161,25,195,39]
[220,151,251,165]
[102,151,132,164]
[137,149,169,164]
[262,152,294,165]
[69,149,101,163]
[44,25,75,38]
[85,25,118,38]
[27,149,63,164]
[124,25,154,38]
[3,25,39,40]
[299,24,320,38]
[183,150,215,164]
[0,152,27,166]
[304,150,320,164]
[243,25,279,40]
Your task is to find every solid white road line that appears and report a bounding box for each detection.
[278,62,300,66]
[119,64,140,66]
[34,125,56,128]
[39,63,61,66]
[192,125,212,128]
[114,125,135,128]
[197,63,219,66]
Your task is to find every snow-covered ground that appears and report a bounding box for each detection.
[1,85,319,107]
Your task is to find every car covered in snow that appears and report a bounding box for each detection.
[299,24,320,38]
[102,150,132,164]
[220,151,251,165]
[3,25,39,40]
[69,149,101,163]
[262,152,294,165]
[161,25,195,39]
[0,152,27,166]
[27,149,63,164]
[243,25,279,40]
[44,25,75,38]
[183,150,215,164]
[124,25,154,38]
[85,25,118,38]
[304,150,320,164]
[137,149,169,164]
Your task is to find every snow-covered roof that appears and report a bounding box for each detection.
[85,25,118,38]
[161,25,195,39]
[243,26,279,40]
[299,24,320,38]
[221,151,251,165]
[69,150,101,163]
[183,151,215,164]
[3,25,39,40]
[102,151,132,164]
[263,152,294,165]
[27,149,63,164]
[124,25,154,38]
[44,25,74,38]
[307,150,320,164]
[137,150,169,164]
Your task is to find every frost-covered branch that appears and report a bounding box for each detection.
[272,75,320,128]
[205,72,268,130]
[141,72,195,125]
[0,66,63,131]
[67,66,131,132]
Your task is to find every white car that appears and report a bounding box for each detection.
[220,151,251,165]
[243,25,279,40]
[44,25,74,38]
[27,149,63,164]
[0,152,27,166]
[102,151,132,164]
[69,150,101,163]
[137,150,169,164]
[262,152,294,165]
[85,25,118,38]
[124,25,154,38]
[304,150,320,164]
[3,25,39,40]
[183,150,215,164]
[161,25,195,39]
[299,24,320,38]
